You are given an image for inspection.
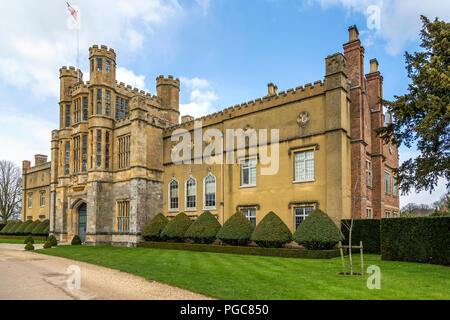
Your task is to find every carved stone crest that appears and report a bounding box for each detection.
[297,112,310,127]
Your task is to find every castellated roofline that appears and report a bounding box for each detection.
[59,66,83,78]
[164,79,326,135]
[89,44,116,60]
[156,75,180,87]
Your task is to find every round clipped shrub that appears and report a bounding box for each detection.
[142,213,169,241]
[32,219,49,236]
[24,220,41,235]
[293,209,344,250]
[25,242,34,251]
[47,234,58,247]
[0,221,17,235]
[161,212,192,242]
[250,211,292,248]
[43,240,52,249]
[217,212,254,246]
[7,221,23,235]
[71,235,82,245]
[15,220,33,235]
[185,211,221,244]
[24,235,34,244]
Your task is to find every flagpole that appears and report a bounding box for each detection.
[77,27,79,82]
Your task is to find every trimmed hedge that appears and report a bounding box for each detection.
[293,209,344,250]
[15,220,34,235]
[185,211,221,244]
[381,217,450,266]
[217,212,254,246]
[137,241,341,259]
[142,213,169,241]
[23,220,41,235]
[32,219,49,236]
[25,242,34,251]
[250,211,292,248]
[0,235,47,241]
[8,221,23,235]
[0,221,17,234]
[161,212,192,242]
[341,219,380,254]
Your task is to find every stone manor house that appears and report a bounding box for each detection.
[22,26,399,246]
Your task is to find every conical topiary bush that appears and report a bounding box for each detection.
[47,234,58,247]
[185,211,221,244]
[216,212,254,246]
[142,213,169,241]
[71,235,82,245]
[43,240,52,249]
[293,209,344,250]
[25,242,34,251]
[160,212,192,242]
[251,211,292,248]
[24,235,34,244]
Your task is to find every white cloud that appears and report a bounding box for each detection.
[116,67,148,92]
[0,108,56,167]
[180,77,211,89]
[179,77,218,118]
[195,0,210,15]
[0,0,183,99]
[306,0,450,55]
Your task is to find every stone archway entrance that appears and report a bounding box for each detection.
[78,203,87,242]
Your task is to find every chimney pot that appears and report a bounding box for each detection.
[267,83,278,96]
[370,58,379,73]
[348,25,359,42]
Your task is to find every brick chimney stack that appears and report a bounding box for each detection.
[34,154,48,166]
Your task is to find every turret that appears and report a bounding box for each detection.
[89,45,116,85]
[59,66,82,129]
[156,75,180,124]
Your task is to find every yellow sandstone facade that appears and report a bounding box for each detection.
[21,26,398,246]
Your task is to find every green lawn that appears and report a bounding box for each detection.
[36,246,450,300]
[0,239,44,244]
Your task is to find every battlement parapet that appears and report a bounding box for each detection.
[156,75,180,88]
[60,66,83,78]
[89,44,116,61]
[164,80,326,136]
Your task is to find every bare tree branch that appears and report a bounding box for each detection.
[0,160,22,223]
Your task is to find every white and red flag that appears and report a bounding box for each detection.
[66,1,80,30]
[66,1,77,21]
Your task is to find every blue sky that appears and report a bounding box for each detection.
[0,0,448,207]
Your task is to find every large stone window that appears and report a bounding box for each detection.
[65,141,70,175]
[116,200,130,233]
[169,179,179,212]
[294,150,314,182]
[118,135,130,169]
[185,177,197,210]
[203,173,216,210]
[240,157,257,187]
[241,207,257,227]
[96,130,102,168]
[294,206,314,229]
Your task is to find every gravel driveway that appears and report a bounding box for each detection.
[0,245,210,300]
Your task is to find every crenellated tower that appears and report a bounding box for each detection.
[89,45,116,85]
[156,75,180,124]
